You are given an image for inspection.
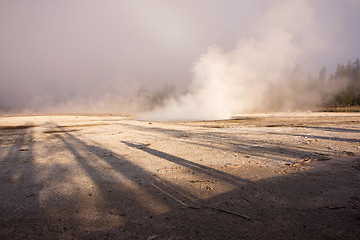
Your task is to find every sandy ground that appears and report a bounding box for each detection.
[0,112,359,239]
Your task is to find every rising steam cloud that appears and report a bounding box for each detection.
[142,1,332,120]
[1,1,359,117]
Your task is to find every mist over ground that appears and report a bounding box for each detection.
[1,0,359,119]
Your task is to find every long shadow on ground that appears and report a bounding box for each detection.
[0,122,359,239]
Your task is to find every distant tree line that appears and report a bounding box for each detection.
[259,58,360,112]
[324,58,360,107]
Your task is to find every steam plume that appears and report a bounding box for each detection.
[0,1,359,116]
[142,1,329,120]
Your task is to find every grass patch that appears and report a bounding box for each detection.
[322,106,360,112]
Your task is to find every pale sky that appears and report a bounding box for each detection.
[0,0,359,113]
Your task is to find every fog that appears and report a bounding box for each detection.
[1,0,359,118]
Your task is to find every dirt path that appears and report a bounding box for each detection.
[1,112,359,239]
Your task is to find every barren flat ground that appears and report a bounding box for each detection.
[0,112,359,239]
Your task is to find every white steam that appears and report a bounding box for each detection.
[1,1,358,116]
[142,0,327,120]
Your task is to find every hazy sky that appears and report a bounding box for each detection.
[0,0,359,113]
